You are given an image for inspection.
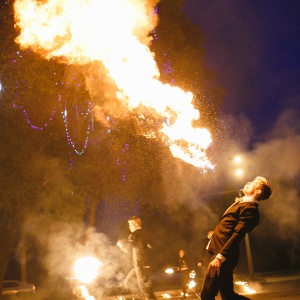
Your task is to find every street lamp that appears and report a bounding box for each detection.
[233,156,241,164]
[233,156,244,178]
[235,168,244,177]
[233,155,254,278]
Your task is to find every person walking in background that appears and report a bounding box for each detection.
[179,249,189,300]
[200,176,273,300]
[117,216,156,300]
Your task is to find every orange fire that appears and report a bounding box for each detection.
[13,0,214,169]
[77,285,95,300]
[235,281,256,294]
[73,256,102,284]
[72,256,102,300]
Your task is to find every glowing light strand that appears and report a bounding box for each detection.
[61,96,92,155]
[13,102,58,130]
[116,143,129,181]
[11,52,59,130]
[152,7,174,79]
[10,49,92,157]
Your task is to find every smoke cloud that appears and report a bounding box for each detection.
[24,218,129,299]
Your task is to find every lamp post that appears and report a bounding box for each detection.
[234,156,254,278]
[237,189,254,278]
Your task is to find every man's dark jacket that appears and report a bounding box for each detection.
[208,201,259,260]
[128,228,150,267]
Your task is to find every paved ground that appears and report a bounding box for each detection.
[243,272,300,300]
[107,271,300,300]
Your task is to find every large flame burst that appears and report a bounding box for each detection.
[13,0,214,170]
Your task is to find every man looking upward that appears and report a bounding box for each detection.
[200,176,273,300]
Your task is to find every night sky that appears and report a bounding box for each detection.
[184,0,300,142]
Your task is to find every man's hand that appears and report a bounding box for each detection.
[117,240,128,253]
[207,258,222,278]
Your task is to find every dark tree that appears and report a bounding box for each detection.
[0,0,225,292]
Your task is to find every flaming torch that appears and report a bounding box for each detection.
[13,0,214,170]
[72,256,103,300]
[73,256,103,283]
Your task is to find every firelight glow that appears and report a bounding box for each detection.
[13,0,214,169]
[73,256,102,284]
[165,268,174,274]
[77,285,95,300]
[188,280,196,289]
[235,281,256,294]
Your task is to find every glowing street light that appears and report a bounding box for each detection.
[235,168,244,177]
[232,154,254,278]
[233,155,244,179]
[233,156,241,164]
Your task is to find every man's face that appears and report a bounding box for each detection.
[128,220,139,232]
[242,177,262,198]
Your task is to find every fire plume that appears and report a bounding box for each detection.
[14,0,214,169]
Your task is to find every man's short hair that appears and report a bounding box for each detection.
[128,216,141,226]
[256,176,273,201]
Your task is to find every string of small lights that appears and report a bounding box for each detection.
[8,49,93,162]
[116,143,129,181]
[61,98,92,156]
[152,6,175,81]
[10,52,59,131]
